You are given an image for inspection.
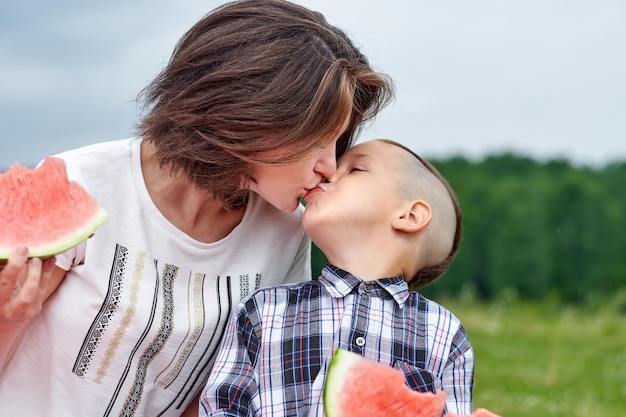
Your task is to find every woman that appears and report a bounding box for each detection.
[0,1,393,416]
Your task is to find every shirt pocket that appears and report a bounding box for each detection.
[393,361,442,394]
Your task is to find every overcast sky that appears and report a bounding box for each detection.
[1,0,625,169]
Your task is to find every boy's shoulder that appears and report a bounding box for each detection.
[407,291,466,330]
[241,280,321,307]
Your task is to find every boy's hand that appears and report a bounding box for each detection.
[0,247,56,322]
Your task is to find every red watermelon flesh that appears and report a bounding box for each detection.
[324,349,446,417]
[0,156,109,259]
[324,349,502,417]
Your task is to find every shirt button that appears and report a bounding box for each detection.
[355,336,366,347]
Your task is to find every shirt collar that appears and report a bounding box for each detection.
[319,264,410,307]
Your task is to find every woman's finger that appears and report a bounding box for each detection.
[14,257,43,304]
[0,247,29,298]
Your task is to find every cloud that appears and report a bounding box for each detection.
[1,0,625,168]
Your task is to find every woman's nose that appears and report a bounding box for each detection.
[314,144,337,178]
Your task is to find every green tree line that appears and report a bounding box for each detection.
[312,154,626,303]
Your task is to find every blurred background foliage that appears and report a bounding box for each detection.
[311,153,626,306]
[310,153,626,415]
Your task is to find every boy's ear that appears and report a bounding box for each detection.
[392,200,432,233]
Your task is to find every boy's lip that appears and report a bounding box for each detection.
[303,185,324,204]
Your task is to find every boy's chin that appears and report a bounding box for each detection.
[301,210,316,231]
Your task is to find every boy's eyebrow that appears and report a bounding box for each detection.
[338,150,374,167]
[346,152,372,162]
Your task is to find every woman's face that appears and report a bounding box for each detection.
[249,117,350,213]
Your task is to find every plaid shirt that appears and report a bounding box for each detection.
[200,265,474,416]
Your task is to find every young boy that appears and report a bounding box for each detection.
[199,139,473,416]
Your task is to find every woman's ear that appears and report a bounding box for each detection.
[392,200,432,233]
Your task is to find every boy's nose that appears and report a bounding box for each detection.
[322,171,341,184]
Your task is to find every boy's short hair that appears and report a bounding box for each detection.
[382,140,462,290]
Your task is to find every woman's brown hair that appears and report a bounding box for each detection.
[138,0,394,208]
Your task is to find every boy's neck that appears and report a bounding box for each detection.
[321,241,408,282]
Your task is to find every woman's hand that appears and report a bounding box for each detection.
[1,247,66,371]
[0,247,56,322]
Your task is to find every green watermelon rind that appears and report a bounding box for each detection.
[0,207,109,260]
[324,349,359,417]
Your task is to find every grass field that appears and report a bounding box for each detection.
[439,295,626,417]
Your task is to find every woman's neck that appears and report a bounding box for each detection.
[140,141,246,243]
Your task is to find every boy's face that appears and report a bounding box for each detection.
[302,140,405,246]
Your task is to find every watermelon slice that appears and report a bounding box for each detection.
[324,349,446,417]
[324,349,501,417]
[0,156,109,260]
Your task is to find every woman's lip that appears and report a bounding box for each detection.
[303,186,323,203]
